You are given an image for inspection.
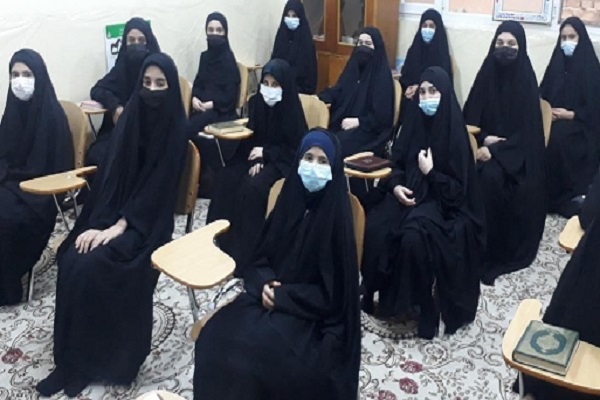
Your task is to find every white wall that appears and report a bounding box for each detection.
[397,14,600,105]
[0,0,286,110]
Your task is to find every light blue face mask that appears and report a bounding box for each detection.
[419,97,440,116]
[421,28,435,44]
[297,160,332,192]
[561,40,577,57]
[284,17,300,31]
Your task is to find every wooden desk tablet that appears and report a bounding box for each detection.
[343,152,392,180]
[19,166,97,195]
[467,125,481,136]
[502,299,600,397]
[559,216,584,253]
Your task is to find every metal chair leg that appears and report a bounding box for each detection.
[70,190,80,218]
[53,194,71,232]
[364,179,370,193]
[185,210,195,234]
[87,114,98,139]
[187,288,199,321]
[26,268,35,302]
[215,139,226,167]
[518,371,525,399]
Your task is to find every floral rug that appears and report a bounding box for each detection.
[0,199,570,400]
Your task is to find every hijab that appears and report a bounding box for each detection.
[0,49,73,222]
[271,0,318,94]
[248,59,307,174]
[197,12,241,86]
[401,9,453,88]
[250,129,360,399]
[540,17,600,147]
[64,53,187,244]
[327,27,394,132]
[463,21,545,178]
[91,18,161,110]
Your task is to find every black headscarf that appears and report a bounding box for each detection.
[540,17,600,149]
[463,21,545,179]
[196,12,240,86]
[248,129,360,399]
[62,53,187,246]
[271,0,318,94]
[247,58,307,176]
[91,18,161,112]
[401,9,453,89]
[323,27,394,135]
[0,49,73,223]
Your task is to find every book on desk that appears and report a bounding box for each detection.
[344,155,391,173]
[207,121,245,134]
[512,320,579,376]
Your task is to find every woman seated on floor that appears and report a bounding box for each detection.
[36,53,187,398]
[318,26,394,159]
[194,129,361,400]
[0,49,73,307]
[86,17,161,170]
[360,67,485,339]
[463,21,546,285]
[188,12,241,194]
[206,58,307,277]
[399,9,452,126]
[542,17,600,218]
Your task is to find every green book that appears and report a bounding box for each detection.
[208,121,244,134]
[513,320,579,376]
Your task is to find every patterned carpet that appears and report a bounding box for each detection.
[0,199,570,400]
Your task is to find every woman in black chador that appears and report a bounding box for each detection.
[399,9,452,125]
[194,129,360,400]
[541,17,600,218]
[189,12,241,188]
[206,58,307,277]
[271,0,318,94]
[319,26,394,159]
[0,49,73,306]
[36,53,187,398]
[361,67,485,339]
[86,17,160,169]
[463,21,545,285]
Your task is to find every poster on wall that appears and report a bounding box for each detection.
[104,21,151,72]
[493,0,553,24]
[560,0,600,26]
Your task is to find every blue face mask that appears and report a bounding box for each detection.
[284,17,300,31]
[421,28,435,44]
[561,40,577,57]
[419,97,440,116]
[297,160,332,192]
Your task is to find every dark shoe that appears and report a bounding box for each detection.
[36,367,66,397]
[64,373,91,398]
[361,293,375,314]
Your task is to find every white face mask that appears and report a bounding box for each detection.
[260,84,283,107]
[11,77,35,101]
[284,16,300,31]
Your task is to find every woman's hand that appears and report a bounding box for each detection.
[262,281,281,311]
[112,106,124,125]
[552,108,575,121]
[192,97,204,112]
[248,147,264,161]
[476,146,492,162]
[393,185,416,207]
[405,85,418,99]
[483,135,506,146]
[418,147,434,175]
[89,224,126,252]
[341,118,360,131]
[75,229,102,254]
[249,163,264,177]
[202,101,214,111]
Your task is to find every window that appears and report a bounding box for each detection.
[402,0,550,17]
[448,0,494,14]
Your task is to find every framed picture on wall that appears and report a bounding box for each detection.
[493,0,553,25]
[560,0,600,26]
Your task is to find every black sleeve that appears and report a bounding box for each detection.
[580,171,600,230]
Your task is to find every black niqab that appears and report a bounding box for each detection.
[196,12,240,86]
[271,0,318,94]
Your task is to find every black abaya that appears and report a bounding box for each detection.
[319,27,394,158]
[517,207,600,400]
[541,17,600,218]
[361,67,485,338]
[86,18,161,170]
[580,169,600,229]
[49,54,186,387]
[0,49,73,306]
[189,12,241,182]
[194,130,361,400]
[463,21,546,285]
[399,9,452,125]
[207,59,307,277]
[271,0,318,94]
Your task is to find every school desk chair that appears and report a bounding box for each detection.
[343,151,392,192]
[466,125,481,161]
[299,94,330,129]
[393,79,402,127]
[559,216,584,253]
[203,118,253,167]
[540,99,552,147]
[176,141,201,235]
[136,390,186,400]
[79,100,107,139]
[236,61,250,116]
[179,76,192,118]
[502,299,600,399]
